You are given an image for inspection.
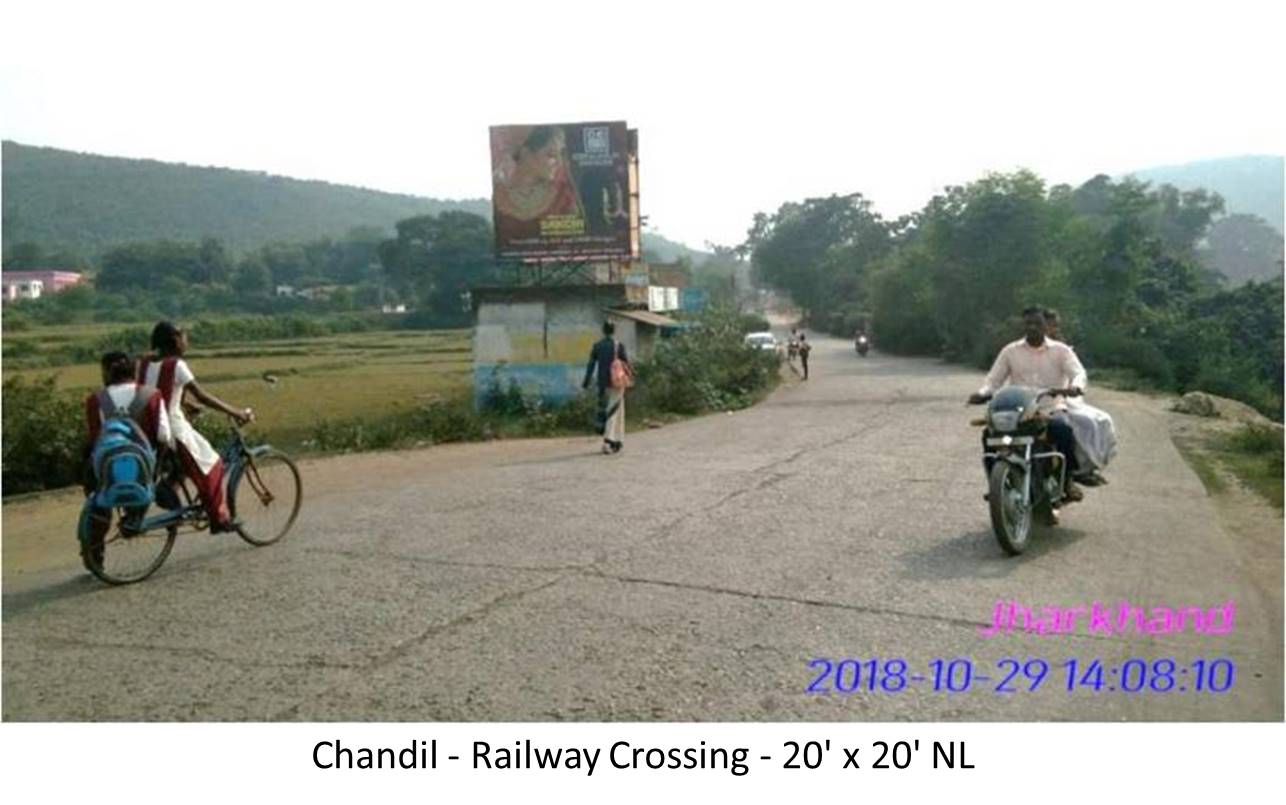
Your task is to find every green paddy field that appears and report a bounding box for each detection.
[4,324,473,448]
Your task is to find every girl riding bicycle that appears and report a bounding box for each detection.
[138,321,254,533]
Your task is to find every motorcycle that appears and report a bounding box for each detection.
[855,334,870,356]
[969,386,1082,555]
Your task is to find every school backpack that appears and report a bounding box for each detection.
[89,387,158,509]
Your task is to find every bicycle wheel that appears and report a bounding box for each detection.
[78,501,177,585]
[230,450,302,546]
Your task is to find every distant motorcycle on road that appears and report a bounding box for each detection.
[855,334,870,356]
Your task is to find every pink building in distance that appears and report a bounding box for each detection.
[1,270,84,302]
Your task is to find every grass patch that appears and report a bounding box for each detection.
[1217,424,1283,508]
[1176,444,1228,496]
[300,388,601,454]
[1175,423,1283,508]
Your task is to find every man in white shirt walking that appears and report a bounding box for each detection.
[967,307,1087,501]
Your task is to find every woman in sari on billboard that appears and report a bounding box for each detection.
[491,125,584,248]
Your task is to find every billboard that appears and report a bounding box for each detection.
[490,121,637,260]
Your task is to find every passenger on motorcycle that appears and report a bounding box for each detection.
[967,307,1087,501]
[1043,309,1116,485]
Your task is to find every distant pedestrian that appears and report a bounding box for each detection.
[582,321,633,454]
[798,333,811,380]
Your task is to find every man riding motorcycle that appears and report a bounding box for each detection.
[967,307,1087,502]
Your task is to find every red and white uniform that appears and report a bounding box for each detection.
[138,356,229,524]
[84,383,173,448]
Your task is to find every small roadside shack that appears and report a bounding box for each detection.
[471,283,681,409]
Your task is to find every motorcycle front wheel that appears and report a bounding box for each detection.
[988,461,1032,555]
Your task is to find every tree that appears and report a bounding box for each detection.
[97,240,201,292]
[257,242,309,286]
[2,241,90,270]
[3,242,46,269]
[196,238,232,285]
[906,170,1053,362]
[378,211,499,325]
[747,193,890,322]
[1201,214,1286,285]
[234,256,272,297]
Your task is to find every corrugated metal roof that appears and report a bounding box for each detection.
[606,308,682,328]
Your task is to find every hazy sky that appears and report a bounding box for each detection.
[2,0,1283,248]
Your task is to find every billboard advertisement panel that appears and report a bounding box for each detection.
[490,121,635,259]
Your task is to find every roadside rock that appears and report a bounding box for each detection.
[1172,391,1278,428]
[1172,392,1218,417]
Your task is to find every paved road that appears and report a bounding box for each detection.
[3,333,1281,720]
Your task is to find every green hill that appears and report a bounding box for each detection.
[1,141,491,257]
[1123,155,1284,284]
[1,140,711,264]
[1126,155,1283,233]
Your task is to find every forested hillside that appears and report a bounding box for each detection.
[1128,156,1284,284]
[1,141,489,256]
[1128,155,1283,232]
[0,141,709,264]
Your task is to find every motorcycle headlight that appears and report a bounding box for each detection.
[989,410,1020,432]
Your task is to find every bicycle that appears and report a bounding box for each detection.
[77,417,302,584]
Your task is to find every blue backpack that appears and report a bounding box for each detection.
[89,388,158,509]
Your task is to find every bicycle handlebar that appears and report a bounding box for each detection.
[187,406,255,429]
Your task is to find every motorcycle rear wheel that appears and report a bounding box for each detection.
[989,461,1032,555]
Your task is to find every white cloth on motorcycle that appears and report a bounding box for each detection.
[1065,400,1117,470]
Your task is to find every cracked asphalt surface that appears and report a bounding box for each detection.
[3,333,1281,720]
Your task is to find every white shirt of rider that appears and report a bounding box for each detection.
[978,338,1087,410]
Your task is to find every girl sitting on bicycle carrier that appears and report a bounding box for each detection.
[137,321,254,533]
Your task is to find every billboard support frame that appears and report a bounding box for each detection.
[500,258,608,287]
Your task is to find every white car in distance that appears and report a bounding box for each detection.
[743,331,781,354]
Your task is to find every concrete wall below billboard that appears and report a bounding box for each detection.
[472,286,638,409]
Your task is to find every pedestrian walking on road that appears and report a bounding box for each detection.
[798,333,811,380]
[582,321,632,454]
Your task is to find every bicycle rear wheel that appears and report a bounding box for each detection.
[78,502,177,585]
[230,450,302,546]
